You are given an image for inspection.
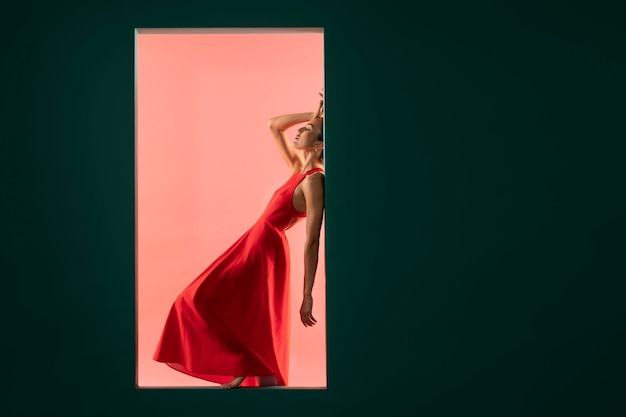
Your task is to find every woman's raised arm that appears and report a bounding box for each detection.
[268,112,314,171]
[268,94,324,171]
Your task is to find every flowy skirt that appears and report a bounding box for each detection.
[153,219,291,387]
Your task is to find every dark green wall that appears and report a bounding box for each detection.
[2,1,624,415]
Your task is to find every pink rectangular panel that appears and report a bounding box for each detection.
[136,29,326,388]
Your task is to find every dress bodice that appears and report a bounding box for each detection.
[258,168,324,231]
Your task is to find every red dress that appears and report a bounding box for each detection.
[153,167,324,387]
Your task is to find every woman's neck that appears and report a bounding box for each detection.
[300,152,323,173]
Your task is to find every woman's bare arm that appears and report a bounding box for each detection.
[268,112,312,171]
[299,173,325,327]
[268,96,324,171]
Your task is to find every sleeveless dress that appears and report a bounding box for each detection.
[153,167,324,387]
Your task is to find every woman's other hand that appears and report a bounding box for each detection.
[300,295,317,327]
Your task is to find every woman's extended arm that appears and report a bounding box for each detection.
[299,172,325,327]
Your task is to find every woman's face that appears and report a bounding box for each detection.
[292,118,323,151]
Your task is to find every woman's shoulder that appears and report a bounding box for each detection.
[301,170,325,190]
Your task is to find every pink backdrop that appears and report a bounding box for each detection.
[135,29,325,388]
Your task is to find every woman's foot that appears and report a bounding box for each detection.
[221,376,246,389]
[256,375,278,386]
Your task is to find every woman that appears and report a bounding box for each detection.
[153,92,325,389]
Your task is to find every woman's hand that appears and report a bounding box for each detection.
[313,89,324,118]
[313,100,323,119]
[300,295,317,327]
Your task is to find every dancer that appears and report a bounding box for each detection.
[153,91,325,389]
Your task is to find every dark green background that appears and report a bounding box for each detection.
[3,0,624,415]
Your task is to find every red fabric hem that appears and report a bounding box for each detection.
[160,361,282,387]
